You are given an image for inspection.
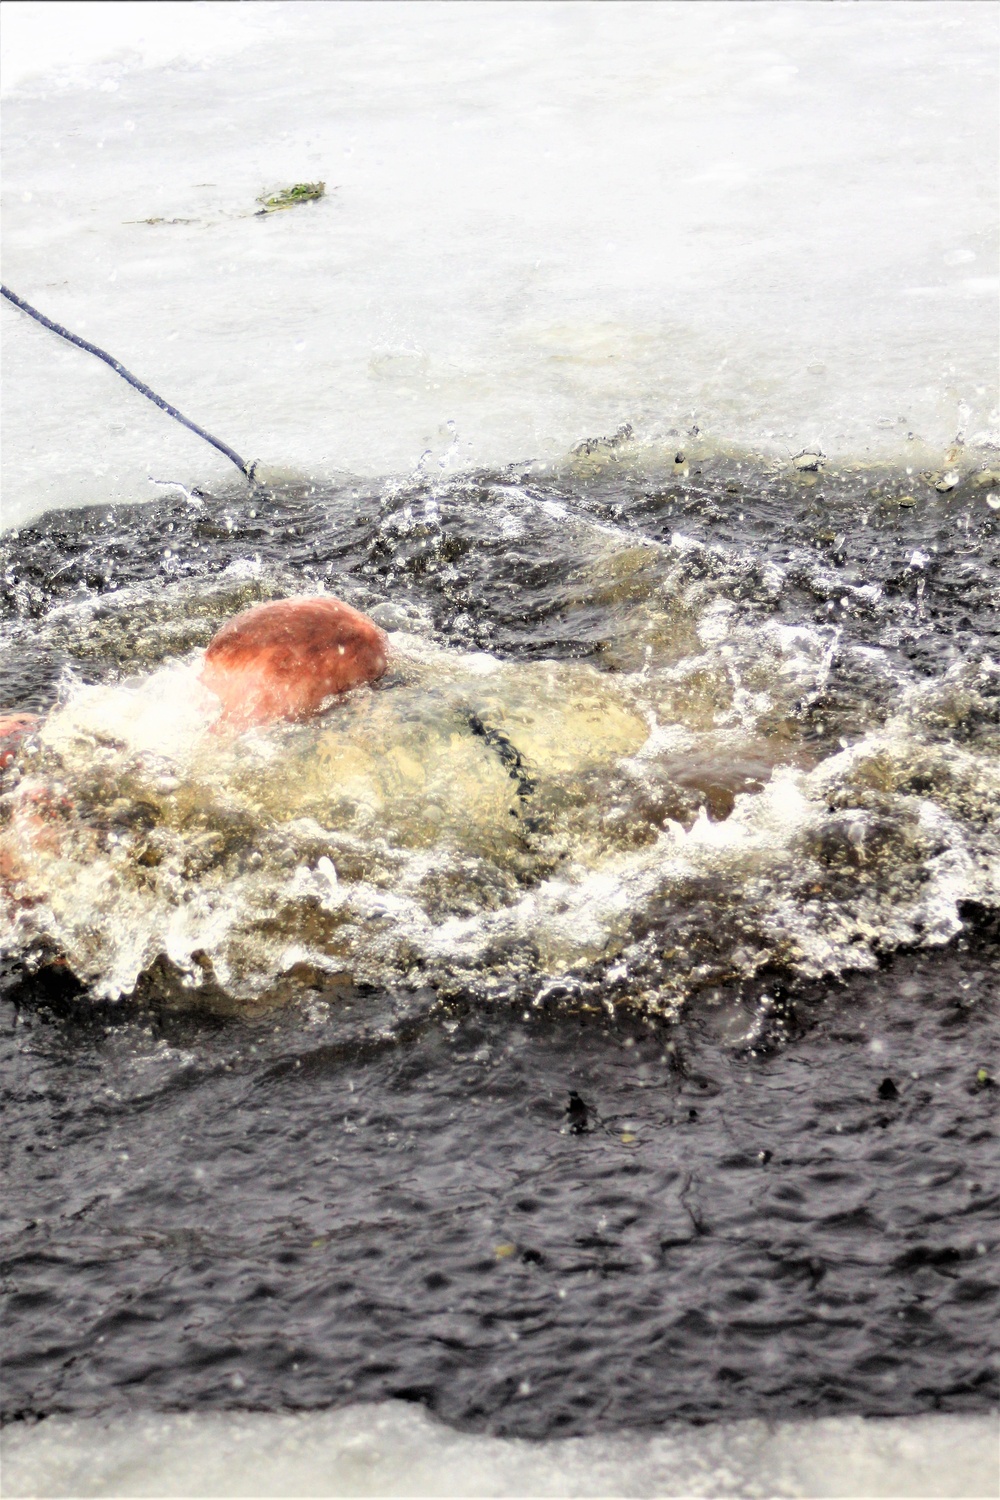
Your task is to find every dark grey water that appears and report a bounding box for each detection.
[1,448,998,1436]
[2,932,998,1435]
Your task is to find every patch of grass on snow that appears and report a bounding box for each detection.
[256,182,326,213]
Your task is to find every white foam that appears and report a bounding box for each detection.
[2,1,997,527]
[2,1403,996,1498]
[38,656,218,765]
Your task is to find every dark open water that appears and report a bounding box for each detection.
[2,446,998,1436]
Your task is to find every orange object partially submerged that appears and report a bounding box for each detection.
[0,713,39,768]
[200,595,389,730]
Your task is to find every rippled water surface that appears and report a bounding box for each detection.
[2,448,998,1435]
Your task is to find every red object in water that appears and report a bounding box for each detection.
[0,713,39,768]
[200,596,389,730]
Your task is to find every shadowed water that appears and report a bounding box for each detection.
[1,928,998,1434]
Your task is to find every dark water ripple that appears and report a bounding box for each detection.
[1,926,998,1435]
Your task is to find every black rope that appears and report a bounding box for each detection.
[1,284,255,482]
[467,711,536,799]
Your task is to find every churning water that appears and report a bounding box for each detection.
[2,2,998,1495]
[3,451,1000,1014]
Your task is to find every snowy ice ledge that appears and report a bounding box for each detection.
[1,0,997,527]
[2,1404,997,1498]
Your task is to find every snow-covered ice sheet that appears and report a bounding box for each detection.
[2,1403,998,1498]
[2,1,997,526]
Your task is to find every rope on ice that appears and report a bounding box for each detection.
[1,285,256,483]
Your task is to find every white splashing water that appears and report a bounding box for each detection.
[2,0,997,526]
[4,578,998,1008]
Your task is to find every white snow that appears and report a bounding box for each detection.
[2,1403,998,1499]
[2,1,997,527]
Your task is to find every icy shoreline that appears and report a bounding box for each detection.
[3,1404,997,1498]
[2,1,997,527]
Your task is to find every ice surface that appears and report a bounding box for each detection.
[2,1403,997,1498]
[2,1,997,526]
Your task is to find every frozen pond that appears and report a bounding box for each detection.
[2,0,997,524]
